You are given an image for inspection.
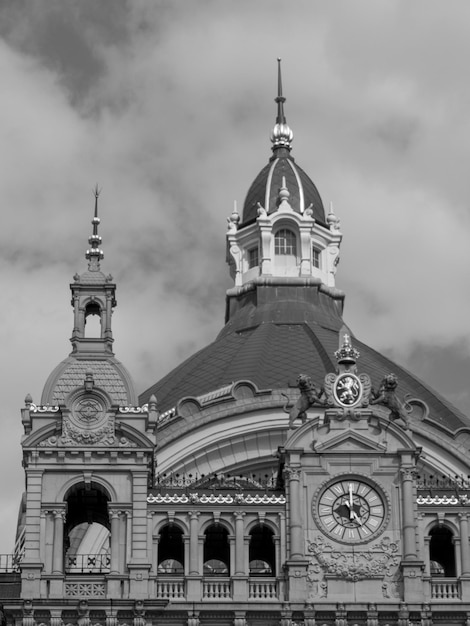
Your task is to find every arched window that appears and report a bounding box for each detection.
[429,526,456,576]
[274,229,297,256]
[64,483,110,573]
[157,524,184,574]
[249,525,275,576]
[203,525,230,576]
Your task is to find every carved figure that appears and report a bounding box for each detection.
[370,374,411,428]
[282,374,325,428]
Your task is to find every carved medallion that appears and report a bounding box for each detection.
[334,373,362,407]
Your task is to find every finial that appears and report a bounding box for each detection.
[334,333,360,365]
[327,201,341,231]
[86,186,104,271]
[270,58,293,152]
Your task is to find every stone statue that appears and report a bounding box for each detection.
[371,374,411,428]
[283,374,326,428]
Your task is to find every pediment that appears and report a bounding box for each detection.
[313,431,387,454]
[285,412,416,453]
[22,418,154,449]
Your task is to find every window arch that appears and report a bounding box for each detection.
[64,482,110,573]
[249,525,275,576]
[157,524,184,574]
[203,524,230,575]
[84,302,102,338]
[429,526,456,576]
[274,229,297,256]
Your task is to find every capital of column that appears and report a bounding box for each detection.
[284,466,301,481]
[399,467,417,481]
[233,511,246,522]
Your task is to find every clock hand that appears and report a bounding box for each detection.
[351,510,363,526]
[348,483,354,519]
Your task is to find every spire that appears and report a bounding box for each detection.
[270,58,293,152]
[85,186,104,272]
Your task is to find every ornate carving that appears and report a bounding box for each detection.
[370,374,412,428]
[119,405,148,414]
[307,535,400,582]
[65,583,105,597]
[147,493,286,505]
[30,404,60,413]
[282,375,326,428]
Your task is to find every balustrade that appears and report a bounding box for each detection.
[155,578,185,599]
[249,578,278,599]
[203,578,231,599]
[431,578,461,599]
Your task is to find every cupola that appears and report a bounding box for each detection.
[40,190,137,406]
[226,59,342,290]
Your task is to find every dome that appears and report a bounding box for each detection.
[42,356,137,406]
[242,152,326,226]
[139,284,468,434]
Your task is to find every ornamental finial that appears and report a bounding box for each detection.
[85,186,104,271]
[270,58,293,152]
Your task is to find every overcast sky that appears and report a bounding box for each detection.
[0,0,469,552]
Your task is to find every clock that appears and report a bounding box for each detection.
[313,476,388,543]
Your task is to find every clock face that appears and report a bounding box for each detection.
[314,477,387,543]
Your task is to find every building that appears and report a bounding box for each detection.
[1,61,470,626]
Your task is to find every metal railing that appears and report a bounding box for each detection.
[65,553,110,574]
[0,554,20,573]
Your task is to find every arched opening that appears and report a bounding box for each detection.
[64,483,110,573]
[249,525,275,576]
[429,526,456,577]
[84,302,102,338]
[157,524,184,574]
[203,525,230,576]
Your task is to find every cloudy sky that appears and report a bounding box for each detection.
[0,0,469,552]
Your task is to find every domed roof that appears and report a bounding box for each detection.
[242,153,326,226]
[42,356,137,407]
[139,283,468,434]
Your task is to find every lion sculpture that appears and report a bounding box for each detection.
[370,373,412,428]
[282,374,326,428]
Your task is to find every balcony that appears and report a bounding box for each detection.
[249,578,278,599]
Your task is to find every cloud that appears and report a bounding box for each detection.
[0,0,469,551]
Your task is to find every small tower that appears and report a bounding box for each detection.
[19,192,158,606]
[70,187,116,355]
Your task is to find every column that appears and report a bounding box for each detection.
[110,511,121,574]
[189,512,200,575]
[234,512,246,575]
[52,510,65,574]
[286,467,302,559]
[460,514,470,576]
[400,467,417,559]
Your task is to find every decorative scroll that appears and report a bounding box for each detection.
[29,404,60,413]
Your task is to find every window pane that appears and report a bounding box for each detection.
[274,229,296,255]
[312,248,320,268]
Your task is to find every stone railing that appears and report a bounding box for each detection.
[155,577,185,599]
[249,578,278,599]
[203,578,231,599]
[431,578,460,599]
